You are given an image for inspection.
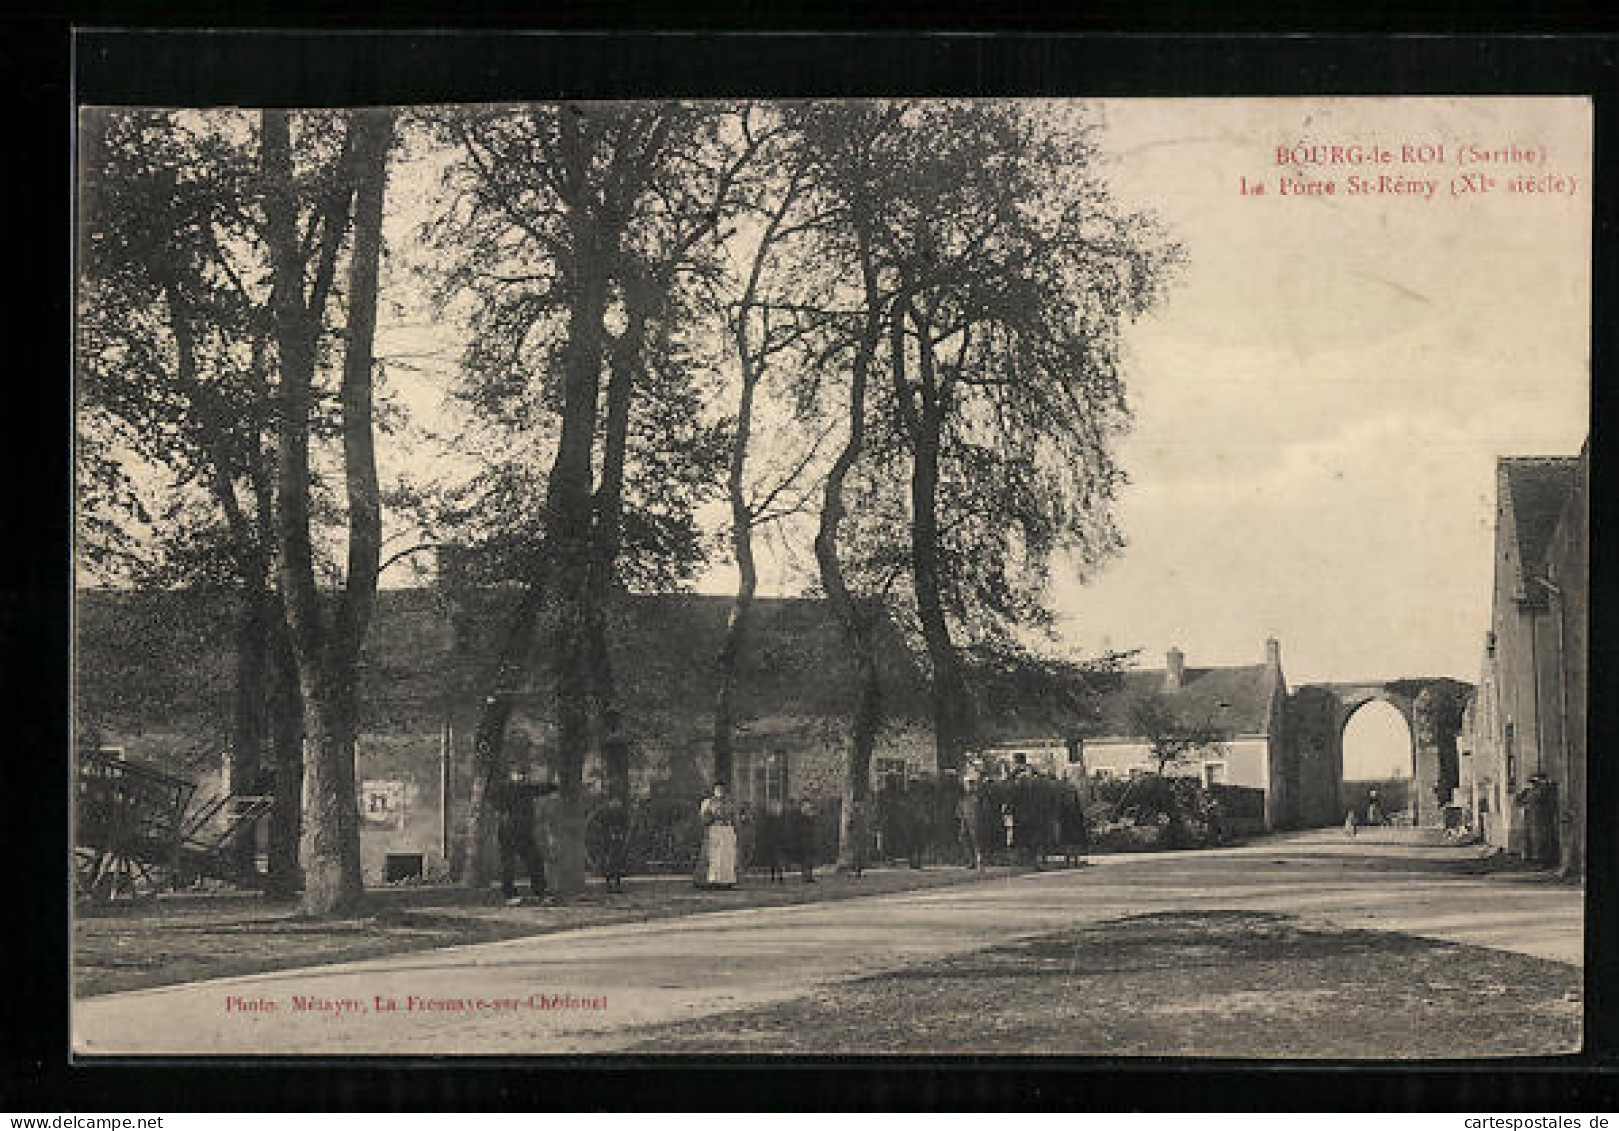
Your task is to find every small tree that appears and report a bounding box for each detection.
[1119,691,1228,844]
[1127,692,1228,778]
[77,108,309,893]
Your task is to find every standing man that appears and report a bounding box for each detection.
[592,796,631,893]
[757,799,787,884]
[876,778,904,866]
[900,783,927,869]
[844,796,870,877]
[789,799,819,883]
[957,776,983,870]
[495,769,556,905]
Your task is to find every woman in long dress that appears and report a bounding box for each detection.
[694,782,739,889]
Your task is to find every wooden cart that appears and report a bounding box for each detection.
[75,747,272,902]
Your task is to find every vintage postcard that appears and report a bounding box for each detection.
[72,95,1589,1057]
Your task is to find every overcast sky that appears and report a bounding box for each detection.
[1038,98,1591,686]
[375,98,1591,692]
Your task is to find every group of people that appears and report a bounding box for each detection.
[491,770,633,904]
[693,782,821,889]
[492,773,822,900]
[963,758,1090,867]
[493,761,1083,902]
[1343,788,1387,837]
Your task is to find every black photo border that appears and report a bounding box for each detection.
[8,12,1619,1112]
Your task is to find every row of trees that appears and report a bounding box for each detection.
[76,101,1180,914]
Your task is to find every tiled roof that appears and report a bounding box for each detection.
[77,586,1281,749]
[75,588,935,734]
[1501,457,1579,591]
[1088,663,1279,739]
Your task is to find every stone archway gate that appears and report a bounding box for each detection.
[1281,678,1472,828]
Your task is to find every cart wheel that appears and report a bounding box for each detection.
[77,848,166,903]
[74,846,112,904]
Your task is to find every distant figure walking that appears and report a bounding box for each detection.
[1344,808,1359,838]
[1366,788,1384,827]
[694,781,739,890]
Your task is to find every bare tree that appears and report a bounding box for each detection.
[872,103,1181,778]
[261,107,395,915]
[710,119,836,788]
[1127,692,1229,779]
[791,104,906,870]
[431,103,736,893]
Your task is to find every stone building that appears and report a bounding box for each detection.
[75,588,937,884]
[1461,443,1587,873]
[985,640,1290,832]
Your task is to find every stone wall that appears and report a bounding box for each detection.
[1460,452,1586,869]
[356,733,451,885]
[1283,687,1343,827]
[1542,449,1588,876]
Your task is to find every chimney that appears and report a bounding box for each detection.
[1265,637,1281,671]
[1164,647,1185,692]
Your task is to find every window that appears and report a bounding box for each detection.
[874,758,908,791]
[742,752,791,810]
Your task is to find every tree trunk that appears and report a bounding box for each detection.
[586,280,644,808]
[710,562,754,791]
[297,689,364,914]
[815,225,886,870]
[713,326,761,791]
[909,415,972,777]
[263,108,347,913]
[895,304,974,777]
[306,108,390,915]
[228,589,270,879]
[328,109,390,696]
[543,183,613,896]
[265,608,304,897]
[460,580,548,887]
[836,634,882,872]
[261,107,393,917]
[251,413,304,896]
